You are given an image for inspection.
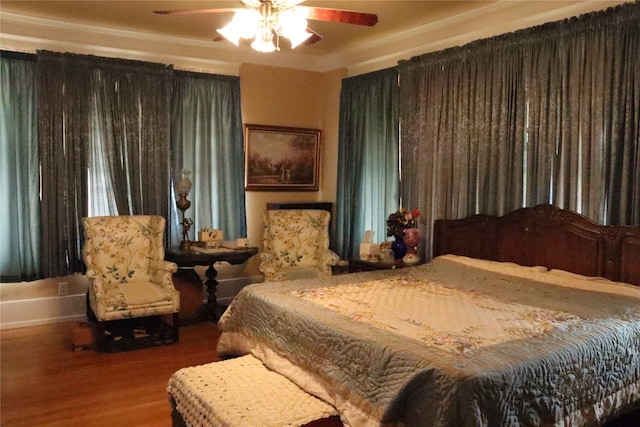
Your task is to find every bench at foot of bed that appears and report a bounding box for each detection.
[167,354,340,427]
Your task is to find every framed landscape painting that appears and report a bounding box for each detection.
[244,124,321,191]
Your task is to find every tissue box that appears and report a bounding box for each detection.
[359,243,380,260]
[199,229,223,242]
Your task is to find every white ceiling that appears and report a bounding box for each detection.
[0,1,628,76]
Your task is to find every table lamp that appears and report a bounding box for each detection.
[175,169,193,250]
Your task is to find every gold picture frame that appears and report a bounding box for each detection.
[244,124,321,192]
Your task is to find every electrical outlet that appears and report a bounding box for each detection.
[58,281,69,296]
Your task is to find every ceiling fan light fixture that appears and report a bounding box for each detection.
[287,29,313,49]
[217,25,241,45]
[251,35,277,52]
[217,9,259,45]
[278,8,312,48]
[216,2,312,53]
[156,1,378,53]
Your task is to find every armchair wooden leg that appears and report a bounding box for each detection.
[86,292,108,352]
[85,292,96,322]
[95,320,108,352]
[172,312,180,343]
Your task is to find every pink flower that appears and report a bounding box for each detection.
[387,207,421,237]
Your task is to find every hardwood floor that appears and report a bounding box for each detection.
[1,321,221,427]
[3,321,637,427]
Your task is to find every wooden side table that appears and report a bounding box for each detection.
[166,246,258,324]
[331,263,350,275]
[347,258,414,273]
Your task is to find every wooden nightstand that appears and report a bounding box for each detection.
[331,261,350,275]
[348,258,411,273]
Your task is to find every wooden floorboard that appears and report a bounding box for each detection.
[1,321,220,427]
[5,321,635,427]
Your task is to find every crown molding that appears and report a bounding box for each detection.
[0,11,327,75]
[339,1,626,76]
[0,1,625,76]
[1,11,242,74]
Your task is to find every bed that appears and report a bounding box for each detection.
[171,205,640,426]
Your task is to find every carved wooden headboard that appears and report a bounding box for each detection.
[432,204,640,286]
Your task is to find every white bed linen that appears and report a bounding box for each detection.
[217,255,640,427]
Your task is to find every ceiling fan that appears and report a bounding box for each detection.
[153,0,378,53]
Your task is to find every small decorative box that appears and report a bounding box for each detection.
[199,228,223,244]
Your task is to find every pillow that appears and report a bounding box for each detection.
[437,254,548,274]
[547,269,625,285]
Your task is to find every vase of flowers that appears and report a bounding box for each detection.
[403,228,420,248]
[402,228,421,265]
[387,208,421,260]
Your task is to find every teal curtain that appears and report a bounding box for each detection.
[334,68,399,259]
[170,71,246,246]
[0,53,40,281]
[1,50,245,278]
[37,51,172,278]
[86,59,173,217]
[399,3,640,261]
[37,51,90,277]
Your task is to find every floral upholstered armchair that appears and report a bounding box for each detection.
[82,215,179,351]
[260,209,339,282]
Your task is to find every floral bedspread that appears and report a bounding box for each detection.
[290,276,582,356]
[217,255,640,427]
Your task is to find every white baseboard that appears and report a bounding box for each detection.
[0,293,87,330]
[0,276,264,330]
[216,275,263,305]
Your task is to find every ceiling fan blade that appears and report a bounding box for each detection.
[153,8,238,15]
[303,28,323,45]
[298,6,378,26]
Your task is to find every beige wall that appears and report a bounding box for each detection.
[0,63,347,327]
[239,63,346,276]
[240,63,345,249]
